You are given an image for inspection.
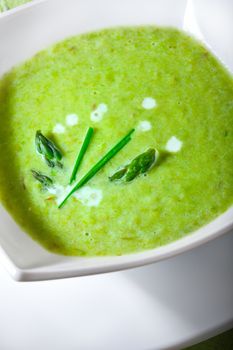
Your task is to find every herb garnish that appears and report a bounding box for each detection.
[35,130,63,168]
[70,127,94,185]
[58,129,135,208]
[109,148,158,182]
[31,170,53,189]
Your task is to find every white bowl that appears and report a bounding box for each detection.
[0,0,232,281]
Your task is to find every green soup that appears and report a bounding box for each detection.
[0,27,233,256]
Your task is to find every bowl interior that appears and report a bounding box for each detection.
[0,0,232,281]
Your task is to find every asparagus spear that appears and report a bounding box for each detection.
[109,167,127,182]
[31,170,53,189]
[35,130,62,168]
[125,148,157,181]
[109,148,158,182]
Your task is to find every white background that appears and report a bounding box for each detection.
[1,231,233,350]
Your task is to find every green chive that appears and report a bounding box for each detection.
[58,128,135,208]
[70,127,94,185]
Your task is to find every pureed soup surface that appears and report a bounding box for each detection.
[0,27,233,256]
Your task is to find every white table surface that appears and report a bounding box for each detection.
[0,231,233,350]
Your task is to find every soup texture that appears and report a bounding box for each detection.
[0,27,232,256]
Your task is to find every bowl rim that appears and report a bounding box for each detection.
[1,213,233,281]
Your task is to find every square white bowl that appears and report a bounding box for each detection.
[0,0,232,281]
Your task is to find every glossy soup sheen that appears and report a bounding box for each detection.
[0,27,233,256]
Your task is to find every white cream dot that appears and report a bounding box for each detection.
[66,114,79,126]
[166,136,183,153]
[52,184,103,207]
[142,97,157,110]
[48,184,72,205]
[90,110,102,122]
[137,120,152,132]
[90,103,108,122]
[53,123,65,134]
[98,103,108,113]
[73,186,103,207]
